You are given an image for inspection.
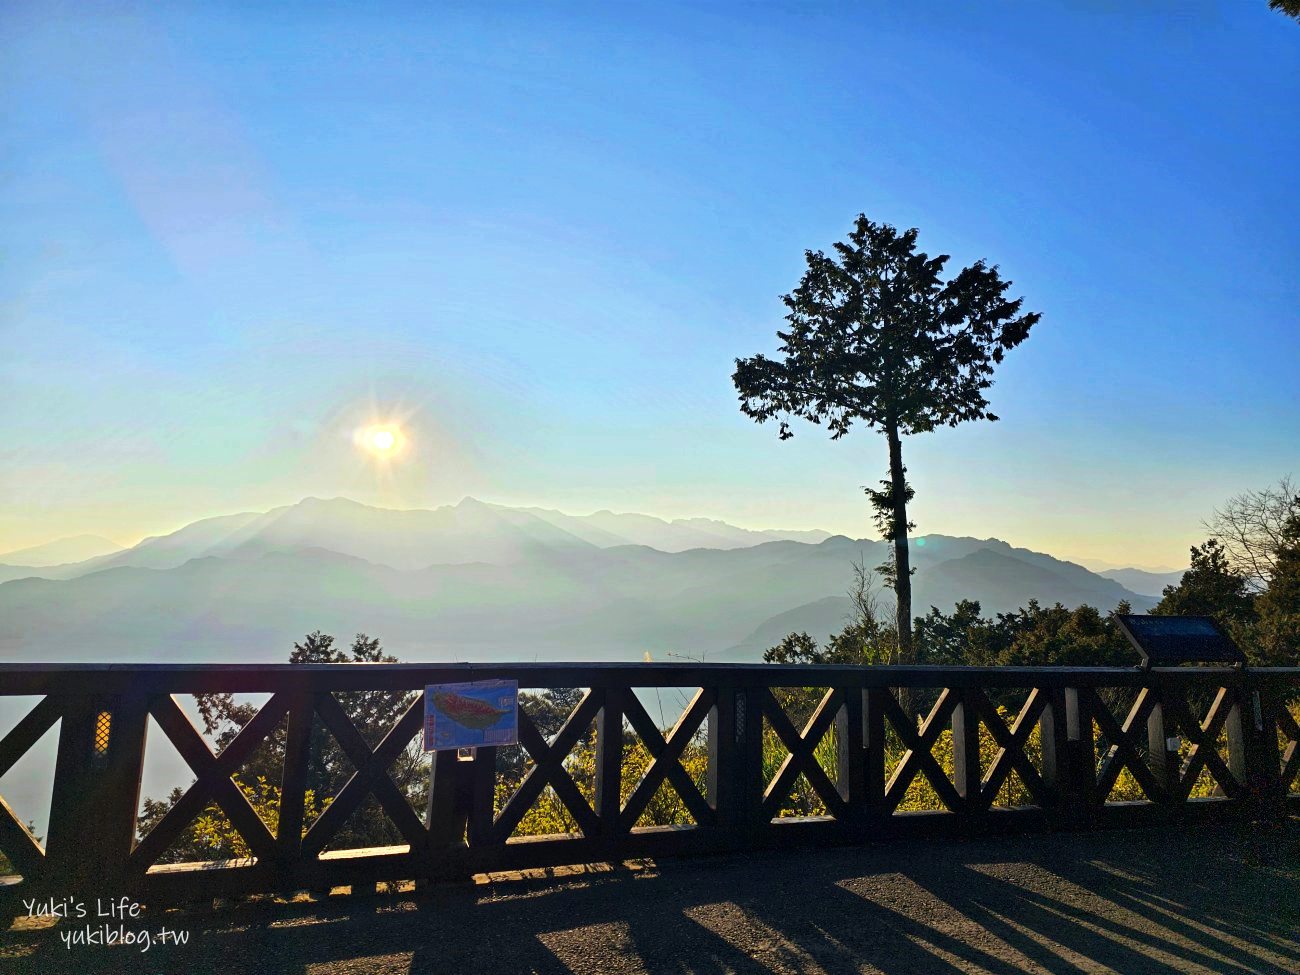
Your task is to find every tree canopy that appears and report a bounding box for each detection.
[734,215,1039,675]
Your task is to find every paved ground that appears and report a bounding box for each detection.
[3,820,1299,974]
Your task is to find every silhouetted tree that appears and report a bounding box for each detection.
[1204,475,1299,592]
[1255,513,1300,665]
[1270,0,1300,23]
[735,215,1039,670]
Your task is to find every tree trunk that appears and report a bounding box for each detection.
[886,420,913,664]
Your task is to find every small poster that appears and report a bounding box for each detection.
[423,679,518,751]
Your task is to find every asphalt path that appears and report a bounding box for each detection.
[3,820,1298,974]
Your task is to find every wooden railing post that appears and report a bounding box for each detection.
[707,684,763,847]
[863,687,888,823]
[952,687,982,822]
[705,686,729,821]
[466,747,497,847]
[1065,687,1097,825]
[1239,677,1286,820]
[46,693,149,896]
[1145,682,1177,812]
[835,687,866,830]
[427,749,471,849]
[1039,687,1070,824]
[594,688,623,835]
[712,686,759,842]
[275,691,314,869]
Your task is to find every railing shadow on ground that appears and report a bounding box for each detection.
[3,819,1298,974]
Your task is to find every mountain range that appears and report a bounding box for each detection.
[0,497,1181,664]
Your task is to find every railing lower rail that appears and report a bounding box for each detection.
[1,662,1296,909]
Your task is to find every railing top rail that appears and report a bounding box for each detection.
[1,660,1295,695]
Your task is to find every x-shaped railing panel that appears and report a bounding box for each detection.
[762,688,847,820]
[491,689,602,842]
[300,692,426,856]
[130,693,287,870]
[976,688,1053,810]
[1092,687,1164,803]
[1165,687,1244,800]
[883,689,964,814]
[0,695,60,876]
[621,688,715,831]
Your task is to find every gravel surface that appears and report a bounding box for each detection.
[3,820,1298,974]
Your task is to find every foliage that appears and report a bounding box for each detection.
[763,559,899,667]
[959,600,1135,669]
[495,715,710,836]
[183,777,328,862]
[768,594,1136,672]
[1255,513,1300,666]
[733,214,1039,662]
[1153,481,1300,666]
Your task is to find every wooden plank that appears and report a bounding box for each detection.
[3,661,1278,698]
[0,695,61,778]
[1067,687,1099,814]
[99,693,151,878]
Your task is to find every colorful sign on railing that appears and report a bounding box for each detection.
[423,679,518,750]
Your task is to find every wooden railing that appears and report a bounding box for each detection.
[1,662,1297,910]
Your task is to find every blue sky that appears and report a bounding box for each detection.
[1,2,1297,568]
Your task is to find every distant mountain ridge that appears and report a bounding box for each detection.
[0,534,123,568]
[1096,567,1185,598]
[0,497,833,582]
[0,496,1161,664]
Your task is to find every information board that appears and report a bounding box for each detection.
[423,679,518,751]
[1114,614,1245,668]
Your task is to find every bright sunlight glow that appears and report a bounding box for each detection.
[358,425,403,457]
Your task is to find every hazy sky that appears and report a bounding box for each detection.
[2,2,1297,569]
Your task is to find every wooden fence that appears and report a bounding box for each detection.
[1,662,1297,910]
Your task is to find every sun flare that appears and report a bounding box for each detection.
[359,425,403,457]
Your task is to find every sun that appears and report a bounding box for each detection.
[360,425,402,456]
